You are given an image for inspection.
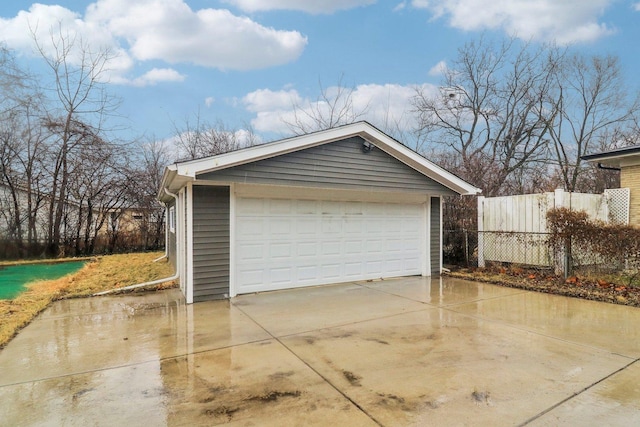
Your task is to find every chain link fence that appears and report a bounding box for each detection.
[446,230,552,268]
[444,229,636,276]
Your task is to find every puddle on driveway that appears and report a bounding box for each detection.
[2,279,640,426]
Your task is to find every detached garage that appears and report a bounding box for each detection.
[158,122,480,303]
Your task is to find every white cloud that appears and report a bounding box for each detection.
[412,0,615,44]
[634,2,640,11]
[428,60,447,77]
[126,68,185,87]
[205,97,215,107]
[393,2,408,12]
[88,1,307,70]
[0,0,307,85]
[225,0,375,14]
[244,83,438,135]
[243,88,302,112]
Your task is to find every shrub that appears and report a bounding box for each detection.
[547,207,640,273]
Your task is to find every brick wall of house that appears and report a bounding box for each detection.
[621,164,640,226]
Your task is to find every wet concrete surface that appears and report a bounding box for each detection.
[1,277,639,426]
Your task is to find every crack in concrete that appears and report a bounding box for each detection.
[518,358,640,426]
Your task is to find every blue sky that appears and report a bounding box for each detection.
[1,0,639,145]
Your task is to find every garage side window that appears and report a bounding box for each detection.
[169,206,176,233]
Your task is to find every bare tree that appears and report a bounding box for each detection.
[284,75,370,135]
[33,26,120,255]
[0,47,49,257]
[413,37,559,196]
[128,138,173,250]
[172,112,255,160]
[545,53,639,192]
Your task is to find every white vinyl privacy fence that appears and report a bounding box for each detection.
[477,188,630,268]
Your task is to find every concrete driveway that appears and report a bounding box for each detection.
[1,276,640,426]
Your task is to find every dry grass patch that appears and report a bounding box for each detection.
[0,252,176,349]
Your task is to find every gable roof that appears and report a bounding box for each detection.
[582,145,640,168]
[158,121,481,201]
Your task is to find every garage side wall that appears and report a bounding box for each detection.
[198,137,457,195]
[192,186,230,301]
[430,197,441,275]
[167,201,177,270]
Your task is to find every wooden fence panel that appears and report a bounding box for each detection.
[478,189,629,268]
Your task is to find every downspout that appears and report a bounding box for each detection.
[153,188,179,262]
[92,271,179,296]
[152,201,169,263]
[94,188,180,297]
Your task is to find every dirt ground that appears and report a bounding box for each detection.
[446,265,640,308]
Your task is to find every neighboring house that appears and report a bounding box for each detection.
[583,145,640,225]
[158,122,480,303]
[0,180,157,254]
[98,208,157,235]
[0,180,63,244]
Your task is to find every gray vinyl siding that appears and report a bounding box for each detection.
[198,137,457,195]
[192,186,230,302]
[430,197,441,275]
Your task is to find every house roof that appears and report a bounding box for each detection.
[158,121,481,202]
[582,145,640,168]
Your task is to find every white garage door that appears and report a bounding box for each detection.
[235,197,424,294]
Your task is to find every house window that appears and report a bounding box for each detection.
[169,206,176,233]
[108,211,119,232]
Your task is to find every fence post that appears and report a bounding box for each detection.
[554,189,571,278]
[477,196,485,268]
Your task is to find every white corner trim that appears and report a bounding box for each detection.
[422,200,430,277]
[185,183,194,304]
[229,183,237,298]
[437,197,443,274]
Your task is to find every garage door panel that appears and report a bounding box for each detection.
[344,240,361,254]
[321,219,342,234]
[344,220,363,234]
[270,219,292,235]
[321,241,341,256]
[403,220,421,233]
[238,219,265,238]
[385,239,405,252]
[238,268,264,287]
[344,262,362,277]
[295,199,318,213]
[321,264,341,279]
[270,243,292,258]
[364,260,384,275]
[235,197,424,294]
[297,242,318,257]
[237,243,263,261]
[298,265,319,281]
[296,219,319,235]
[270,267,292,284]
[365,240,384,253]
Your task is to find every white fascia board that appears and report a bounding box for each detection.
[379,145,480,195]
[158,166,195,202]
[586,154,640,168]
[179,125,367,176]
[161,121,481,197]
[356,127,481,196]
[619,156,640,168]
[157,166,177,202]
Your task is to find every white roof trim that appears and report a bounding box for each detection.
[159,122,481,200]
